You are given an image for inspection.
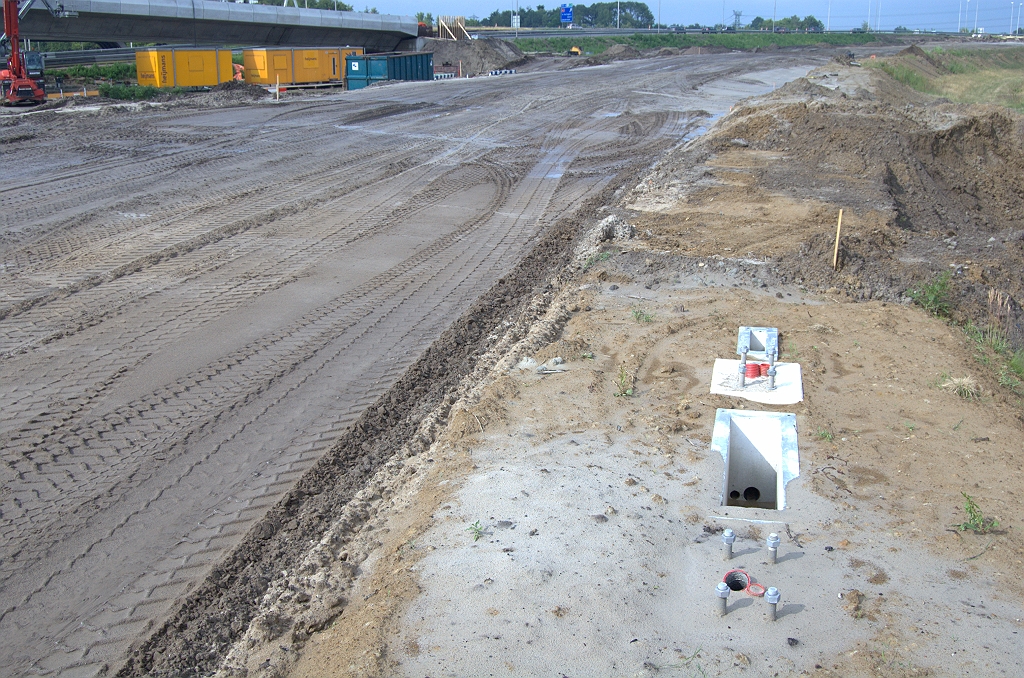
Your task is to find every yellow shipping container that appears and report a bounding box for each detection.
[243,49,294,86]
[242,47,363,85]
[339,47,364,68]
[136,49,172,88]
[136,48,232,88]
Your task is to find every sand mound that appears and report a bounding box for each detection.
[602,43,640,59]
[421,37,527,75]
[888,43,945,78]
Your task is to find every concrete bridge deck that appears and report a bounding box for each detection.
[19,0,417,51]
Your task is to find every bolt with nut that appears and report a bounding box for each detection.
[722,528,736,561]
[766,586,781,621]
[767,532,781,564]
[716,581,731,616]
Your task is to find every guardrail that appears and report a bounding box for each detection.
[41,46,157,68]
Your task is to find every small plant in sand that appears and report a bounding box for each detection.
[940,374,980,400]
[816,428,834,442]
[907,271,952,318]
[631,307,655,323]
[1009,350,1024,378]
[956,492,999,533]
[466,521,485,541]
[614,365,634,397]
[998,368,1024,396]
[583,251,611,270]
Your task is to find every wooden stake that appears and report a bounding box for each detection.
[832,209,843,271]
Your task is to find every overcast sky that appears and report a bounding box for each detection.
[367,0,1024,33]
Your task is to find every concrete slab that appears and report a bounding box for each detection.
[710,358,804,404]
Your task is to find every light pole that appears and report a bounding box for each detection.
[1012,1,1016,33]
[617,0,620,29]
[959,0,962,32]
[1017,0,1022,32]
[966,0,971,32]
[827,0,832,31]
[877,0,882,30]
[658,0,661,33]
[975,0,980,31]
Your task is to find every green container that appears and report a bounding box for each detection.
[387,52,433,81]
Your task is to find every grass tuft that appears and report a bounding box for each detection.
[907,271,951,318]
[631,307,655,323]
[940,375,980,400]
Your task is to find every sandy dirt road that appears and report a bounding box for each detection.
[1,53,822,676]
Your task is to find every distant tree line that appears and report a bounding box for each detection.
[474,2,654,28]
[748,15,825,31]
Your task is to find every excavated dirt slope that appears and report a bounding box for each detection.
[631,52,1024,347]
[421,38,528,75]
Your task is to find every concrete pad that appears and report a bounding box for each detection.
[710,359,803,404]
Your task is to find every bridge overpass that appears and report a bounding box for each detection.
[17,0,418,52]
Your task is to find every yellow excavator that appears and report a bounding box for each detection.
[567,46,582,56]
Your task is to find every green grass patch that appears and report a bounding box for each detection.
[878,62,936,93]
[964,321,1010,354]
[1009,349,1024,377]
[873,46,1024,112]
[907,271,952,318]
[512,31,884,55]
[961,321,1024,397]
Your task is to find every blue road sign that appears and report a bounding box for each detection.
[560,4,573,23]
